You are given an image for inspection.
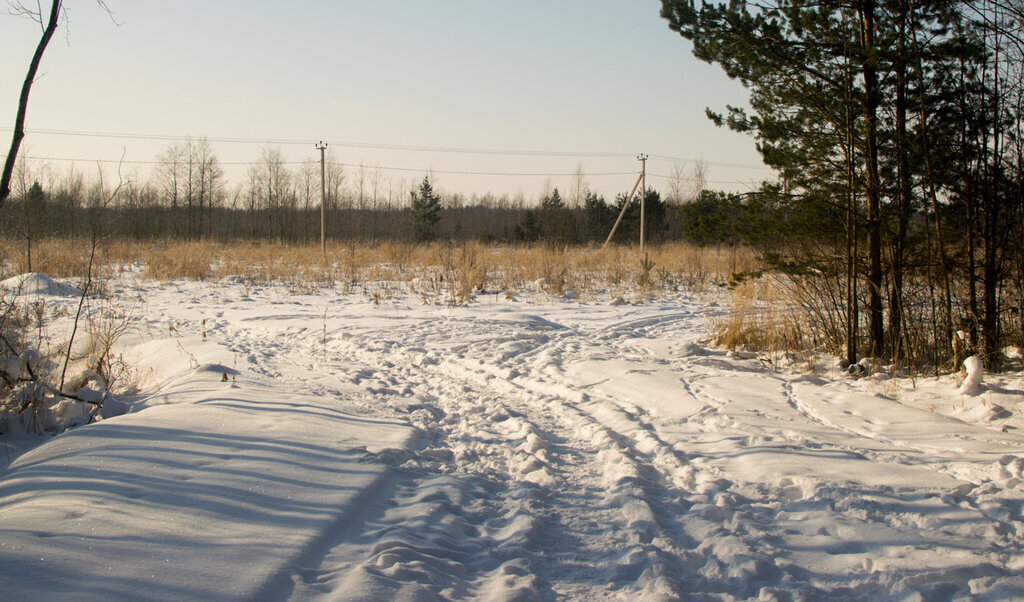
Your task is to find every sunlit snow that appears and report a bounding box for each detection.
[1,270,1023,600]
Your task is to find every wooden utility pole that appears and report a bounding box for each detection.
[638,154,648,254]
[316,141,327,254]
[602,154,649,251]
[602,171,643,250]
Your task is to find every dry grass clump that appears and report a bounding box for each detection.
[213,241,344,289]
[0,237,93,278]
[143,241,218,281]
[711,277,813,357]
[645,244,759,291]
[429,241,491,304]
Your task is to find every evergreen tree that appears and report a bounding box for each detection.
[514,209,541,243]
[659,0,972,362]
[410,176,442,242]
[640,188,667,244]
[539,187,576,244]
[23,181,46,272]
[583,192,614,243]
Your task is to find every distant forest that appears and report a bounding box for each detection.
[0,146,698,245]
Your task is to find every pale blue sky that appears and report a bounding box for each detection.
[2,1,770,202]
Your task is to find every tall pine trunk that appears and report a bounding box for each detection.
[981,12,1004,368]
[910,0,954,367]
[889,3,911,362]
[860,0,885,358]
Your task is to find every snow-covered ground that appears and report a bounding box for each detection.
[2,271,1023,600]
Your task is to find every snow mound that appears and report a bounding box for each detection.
[953,401,1012,424]
[960,355,985,395]
[0,273,82,297]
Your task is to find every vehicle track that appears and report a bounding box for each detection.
[257,310,791,599]
[194,296,1024,600]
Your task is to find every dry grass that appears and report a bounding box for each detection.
[0,238,92,279]
[711,277,813,356]
[143,241,217,281]
[0,237,759,303]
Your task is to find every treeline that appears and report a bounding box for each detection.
[0,158,694,247]
[660,0,1024,370]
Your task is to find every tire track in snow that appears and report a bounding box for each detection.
[236,313,687,598]
[296,311,791,599]
[144,289,1024,599]
[199,300,965,599]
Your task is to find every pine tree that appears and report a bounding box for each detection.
[410,176,442,242]
[659,0,969,363]
[583,192,614,243]
[539,187,576,244]
[23,181,46,272]
[515,210,541,242]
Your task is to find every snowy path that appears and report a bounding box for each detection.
[196,285,1024,599]
[3,278,1024,600]
[281,309,713,599]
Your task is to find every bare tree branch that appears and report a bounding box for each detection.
[1,0,61,212]
[2,1,120,213]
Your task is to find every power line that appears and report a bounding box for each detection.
[15,155,762,186]
[647,153,772,170]
[647,171,767,186]
[329,162,637,178]
[1,126,773,170]
[16,154,637,178]
[2,127,632,159]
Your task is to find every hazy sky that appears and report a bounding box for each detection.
[2,1,772,202]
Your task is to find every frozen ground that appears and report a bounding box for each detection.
[2,271,1024,600]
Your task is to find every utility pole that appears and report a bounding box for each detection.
[637,153,648,255]
[316,141,327,254]
[602,171,643,250]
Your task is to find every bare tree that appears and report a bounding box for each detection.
[689,160,707,203]
[2,1,115,212]
[666,160,706,205]
[156,142,185,236]
[258,145,292,241]
[667,161,686,205]
[243,165,260,238]
[1,0,62,211]
[325,150,345,211]
[571,162,588,208]
[298,160,316,241]
[192,137,221,240]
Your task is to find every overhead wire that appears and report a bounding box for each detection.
[5,127,773,190]
[1,126,774,171]
[3,127,633,159]
[18,154,763,186]
[18,155,635,178]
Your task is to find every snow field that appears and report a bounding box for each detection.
[1,360,415,600]
[1,273,1023,600]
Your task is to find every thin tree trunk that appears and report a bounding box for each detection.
[1,0,62,211]
[889,2,912,362]
[981,8,1003,368]
[860,0,885,358]
[909,0,954,368]
[844,31,859,367]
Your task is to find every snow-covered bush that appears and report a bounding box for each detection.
[0,275,134,436]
